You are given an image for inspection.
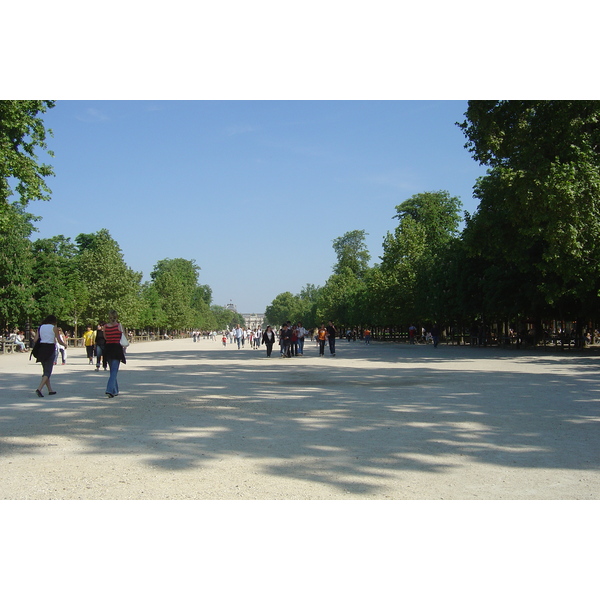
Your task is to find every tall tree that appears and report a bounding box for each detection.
[380,190,464,325]
[393,190,462,254]
[265,292,302,326]
[75,229,142,327]
[458,100,600,328]
[30,235,78,325]
[379,215,426,324]
[0,204,35,330]
[209,306,244,330]
[150,258,200,330]
[332,229,371,277]
[0,100,55,227]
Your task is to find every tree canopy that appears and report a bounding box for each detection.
[0,100,55,225]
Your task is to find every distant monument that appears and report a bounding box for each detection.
[226,301,264,329]
[241,313,266,330]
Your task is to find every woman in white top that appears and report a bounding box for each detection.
[32,315,66,397]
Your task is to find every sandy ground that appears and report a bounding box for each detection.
[1,336,599,500]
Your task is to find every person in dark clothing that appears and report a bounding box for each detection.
[95,323,106,371]
[262,325,276,357]
[326,320,337,356]
[32,315,66,397]
[279,323,292,358]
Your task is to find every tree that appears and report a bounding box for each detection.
[379,215,426,324]
[379,191,464,325]
[265,292,302,326]
[75,229,142,327]
[393,191,462,254]
[458,100,600,332]
[209,305,240,330]
[150,258,200,330]
[316,267,366,326]
[332,229,371,277]
[296,283,321,327]
[0,100,55,227]
[0,204,35,330]
[138,282,167,332]
[30,235,78,326]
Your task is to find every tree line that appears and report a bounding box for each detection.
[265,102,600,344]
[3,100,600,343]
[0,223,244,335]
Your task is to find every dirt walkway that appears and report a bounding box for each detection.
[1,337,599,499]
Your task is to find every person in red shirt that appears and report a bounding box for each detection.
[103,309,127,398]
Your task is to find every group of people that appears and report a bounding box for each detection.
[2,329,27,352]
[31,310,127,399]
[408,324,441,347]
[228,325,265,350]
[82,324,110,370]
[220,321,340,358]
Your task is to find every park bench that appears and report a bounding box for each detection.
[0,338,16,353]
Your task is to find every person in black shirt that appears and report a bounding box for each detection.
[95,323,107,371]
[326,320,337,356]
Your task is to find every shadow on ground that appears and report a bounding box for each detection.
[2,342,600,495]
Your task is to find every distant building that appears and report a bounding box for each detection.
[241,313,265,330]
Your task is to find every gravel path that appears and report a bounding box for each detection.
[1,337,599,499]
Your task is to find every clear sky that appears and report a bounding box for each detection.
[31,100,488,313]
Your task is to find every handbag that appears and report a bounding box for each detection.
[30,339,41,360]
[120,331,130,347]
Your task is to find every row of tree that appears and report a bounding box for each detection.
[0,220,245,335]
[266,102,600,342]
[3,100,600,342]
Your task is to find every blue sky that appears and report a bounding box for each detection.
[32,100,488,313]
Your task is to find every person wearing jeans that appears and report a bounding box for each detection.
[296,322,308,355]
[102,310,126,398]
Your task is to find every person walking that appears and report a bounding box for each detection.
[254,328,262,350]
[364,328,371,344]
[279,323,292,357]
[326,320,337,356]
[317,323,328,356]
[103,310,127,398]
[233,324,244,349]
[83,326,96,364]
[55,327,68,365]
[95,323,106,371]
[296,322,308,355]
[262,325,276,357]
[32,315,66,397]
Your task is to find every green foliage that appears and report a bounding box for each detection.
[459,100,600,321]
[265,291,302,326]
[0,204,35,329]
[150,258,201,330]
[394,191,462,254]
[209,305,238,330]
[75,229,142,327]
[332,229,371,277]
[138,282,167,331]
[30,235,78,325]
[0,100,55,224]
